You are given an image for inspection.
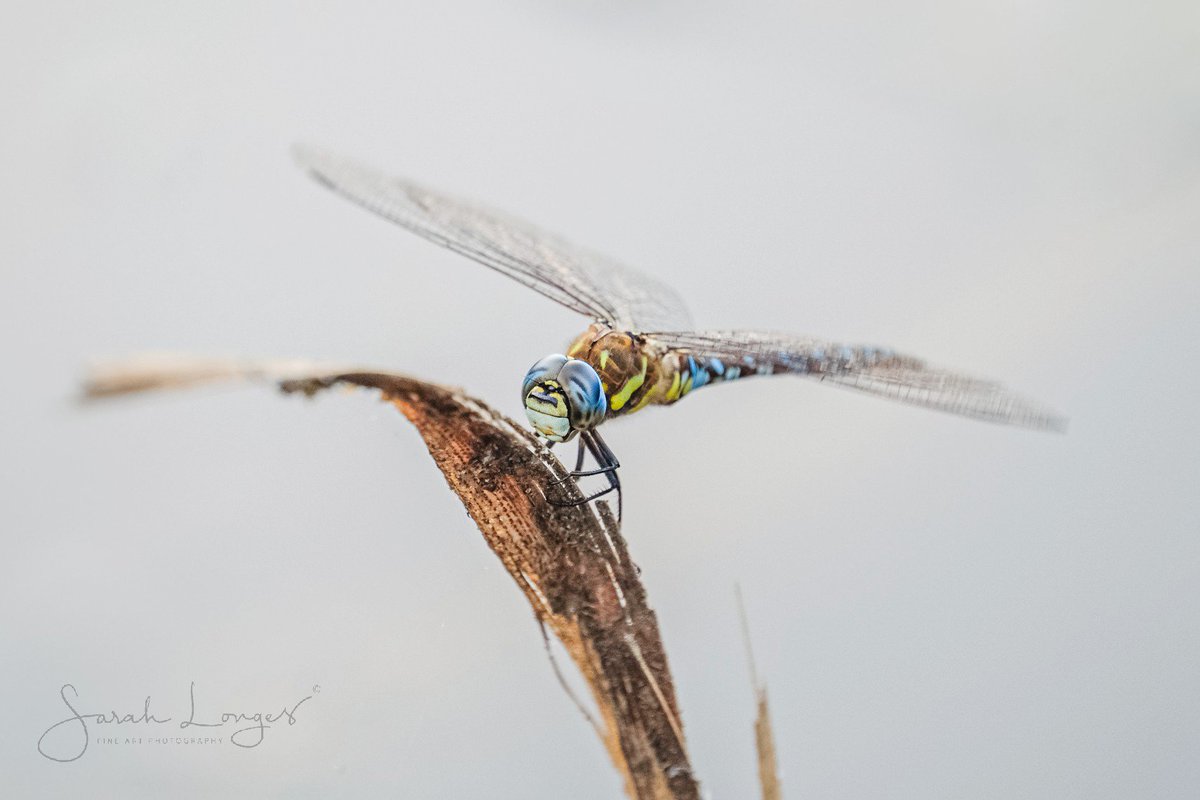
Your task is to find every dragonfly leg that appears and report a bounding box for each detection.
[586,429,622,522]
[548,430,622,522]
[587,429,620,473]
[574,437,587,472]
[549,435,612,485]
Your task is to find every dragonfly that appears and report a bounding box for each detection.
[293,146,1065,518]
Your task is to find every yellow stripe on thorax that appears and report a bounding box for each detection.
[608,354,647,411]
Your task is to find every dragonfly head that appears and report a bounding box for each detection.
[521,354,607,442]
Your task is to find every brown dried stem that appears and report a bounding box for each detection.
[84,360,699,799]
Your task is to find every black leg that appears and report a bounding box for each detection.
[548,429,622,522]
[588,429,620,473]
[587,429,623,522]
[550,435,616,485]
[574,437,586,472]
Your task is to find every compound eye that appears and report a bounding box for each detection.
[558,360,607,430]
[521,354,569,401]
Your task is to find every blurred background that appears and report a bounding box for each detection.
[2,1,1198,797]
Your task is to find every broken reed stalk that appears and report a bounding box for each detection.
[290,372,700,800]
[83,360,700,800]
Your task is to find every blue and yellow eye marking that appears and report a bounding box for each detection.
[521,352,607,441]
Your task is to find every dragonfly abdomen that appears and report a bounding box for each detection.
[564,322,935,424]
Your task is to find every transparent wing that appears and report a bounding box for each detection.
[644,330,1066,431]
[293,145,692,331]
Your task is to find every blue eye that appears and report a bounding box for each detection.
[558,360,607,430]
[522,354,568,401]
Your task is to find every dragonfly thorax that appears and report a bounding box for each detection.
[521,354,607,442]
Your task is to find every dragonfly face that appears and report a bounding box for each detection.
[522,354,607,442]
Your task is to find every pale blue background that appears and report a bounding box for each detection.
[2,1,1198,797]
